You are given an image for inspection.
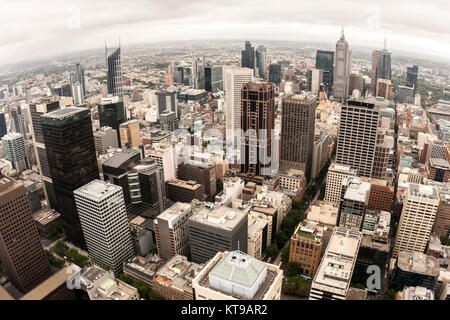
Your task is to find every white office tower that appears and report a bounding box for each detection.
[333,27,352,101]
[393,184,439,258]
[324,163,357,207]
[336,101,380,178]
[72,82,84,106]
[1,132,29,172]
[223,67,253,150]
[74,180,135,276]
[310,227,362,300]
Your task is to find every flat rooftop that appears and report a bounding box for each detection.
[397,251,440,277]
[408,183,438,200]
[33,208,61,226]
[41,106,88,119]
[329,163,358,175]
[74,180,121,201]
[306,203,338,226]
[167,179,202,190]
[190,204,247,231]
[157,202,191,226]
[343,177,371,203]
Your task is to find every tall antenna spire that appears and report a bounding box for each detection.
[340,25,345,40]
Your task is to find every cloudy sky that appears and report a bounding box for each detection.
[1,0,450,67]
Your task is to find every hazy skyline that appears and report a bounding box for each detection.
[2,0,450,67]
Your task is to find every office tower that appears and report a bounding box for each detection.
[311,131,332,179]
[371,45,391,95]
[102,152,166,216]
[155,90,178,119]
[427,158,450,182]
[28,98,60,209]
[188,204,248,264]
[393,184,440,258]
[1,132,29,172]
[119,119,141,148]
[396,85,415,104]
[9,104,28,138]
[406,65,419,95]
[178,161,216,197]
[280,93,317,181]
[93,126,119,155]
[146,143,176,181]
[370,50,381,94]
[268,63,282,85]
[192,251,283,300]
[173,66,184,84]
[166,179,206,203]
[373,128,393,179]
[315,50,334,93]
[309,227,362,300]
[256,45,267,79]
[154,202,192,260]
[0,176,52,293]
[74,180,134,276]
[24,181,42,213]
[223,67,253,149]
[159,111,179,131]
[348,72,364,96]
[241,40,255,71]
[0,112,7,139]
[247,212,270,260]
[307,69,324,95]
[376,79,392,99]
[391,251,439,292]
[324,163,358,207]
[98,96,126,134]
[71,82,84,106]
[336,100,380,178]
[397,286,434,300]
[204,66,223,93]
[193,57,205,89]
[70,63,86,97]
[364,179,394,212]
[333,28,352,101]
[289,220,324,278]
[337,177,371,230]
[106,46,123,100]
[41,107,100,249]
[433,189,450,238]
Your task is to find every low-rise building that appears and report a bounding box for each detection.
[122,255,164,289]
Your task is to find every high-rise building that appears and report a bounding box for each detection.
[324,163,358,207]
[192,250,283,300]
[371,45,391,95]
[28,98,60,209]
[269,63,282,85]
[333,28,352,101]
[307,69,324,95]
[1,132,29,172]
[74,180,134,276]
[155,90,178,119]
[240,81,275,179]
[406,65,419,95]
[0,112,7,139]
[178,161,217,197]
[188,203,248,264]
[41,107,100,249]
[24,181,43,214]
[376,79,392,100]
[9,104,29,139]
[106,46,123,100]
[71,82,84,106]
[146,143,176,182]
[204,66,223,93]
[315,50,334,92]
[336,100,380,178]
[393,184,440,258]
[396,85,415,104]
[154,202,192,260]
[337,177,371,230]
[309,227,362,300]
[280,93,317,181]
[0,176,52,293]
[70,63,86,97]
[241,41,255,71]
[93,126,119,155]
[119,119,141,148]
[223,67,253,150]
[256,45,267,79]
[98,96,126,136]
[166,179,206,203]
[348,72,364,96]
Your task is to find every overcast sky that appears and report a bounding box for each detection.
[1,0,450,67]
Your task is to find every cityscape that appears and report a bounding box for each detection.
[1,0,450,308]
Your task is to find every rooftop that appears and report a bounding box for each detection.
[408,183,438,200]
[167,179,203,191]
[190,203,248,231]
[156,202,192,227]
[397,251,440,277]
[343,177,371,203]
[74,180,121,201]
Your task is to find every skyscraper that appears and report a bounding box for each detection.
[256,45,267,79]
[336,100,380,178]
[406,65,419,95]
[241,41,255,71]
[74,180,134,276]
[70,63,86,98]
[41,107,100,249]
[333,28,352,101]
[0,176,52,293]
[9,104,28,138]
[240,81,275,178]
[337,177,371,230]
[393,184,440,258]
[0,112,7,139]
[1,132,29,172]
[324,163,358,207]
[98,96,126,144]
[119,119,141,148]
[106,46,123,100]
[204,66,223,93]
[269,63,282,85]
[315,50,334,93]
[223,67,253,150]
[280,93,317,181]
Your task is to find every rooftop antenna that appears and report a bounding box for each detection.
[341,25,345,39]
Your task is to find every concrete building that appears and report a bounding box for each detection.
[333,28,352,101]
[154,202,192,260]
[122,254,164,289]
[363,178,394,212]
[338,177,371,230]
[74,180,135,276]
[336,101,380,178]
[247,212,270,260]
[93,126,119,155]
[146,143,176,182]
[178,161,217,197]
[393,184,440,258]
[152,255,203,300]
[223,177,245,201]
[119,119,141,148]
[376,79,392,100]
[311,130,332,179]
[24,180,42,213]
[192,250,283,300]
[397,286,434,300]
[324,163,357,207]
[189,202,248,264]
[289,220,324,278]
[1,132,28,172]
[427,158,450,183]
[309,227,362,300]
[166,179,206,203]
[79,266,139,300]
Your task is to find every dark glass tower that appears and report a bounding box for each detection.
[269,64,282,85]
[41,107,99,249]
[98,98,126,144]
[315,50,334,92]
[70,63,86,97]
[241,41,255,70]
[406,65,419,95]
[0,112,6,139]
[106,47,123,100]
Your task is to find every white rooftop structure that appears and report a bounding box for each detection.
[75,180,121,201]
[343,177,371,203]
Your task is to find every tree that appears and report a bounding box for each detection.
[45,250,65,269]
[266,244,278,259]
[384,289,396,300]
[318,183,326,200]
[216,179,223,194]
[441,238,450,246]
[351,283,366,290]
[287,262,301,276]
[292,200,301,211]
[281,246,290,264]
[275,231,288,248]
[282,276,310,297]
